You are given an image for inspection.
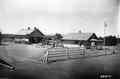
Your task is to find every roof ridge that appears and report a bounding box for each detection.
[67,32,94,34]
[63,32,96,40]
[15,28,35,35]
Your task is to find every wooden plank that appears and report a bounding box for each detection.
[48,50,68,53]
[48,54,67,58]
[48,56,67,61]
[69,53,83,55]
[49,52,68,55]
[69,54,83,59]
[68,50,83,53]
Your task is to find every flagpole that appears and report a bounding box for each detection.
[104,21,106,54]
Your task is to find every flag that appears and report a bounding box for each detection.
[104,21,107,27]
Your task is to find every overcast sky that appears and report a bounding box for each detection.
[0,0,119,36]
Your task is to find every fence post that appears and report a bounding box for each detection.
[97,49,98,55]
[46,48,51,63]
[83,48,85,57]
[46,50,49,64]
[95,49,97,56]
[67,47,69,59]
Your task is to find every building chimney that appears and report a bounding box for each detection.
[28,27,30,30]
[79,30,81,33]
[34,27,37,30]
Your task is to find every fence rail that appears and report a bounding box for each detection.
[29,47,120,64]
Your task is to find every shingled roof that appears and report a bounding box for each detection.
[62,33,95,41]
[15,29,35,35]
[15,27,44,37]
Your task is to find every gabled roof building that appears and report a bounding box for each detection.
[62,31,99,49]
[15,27,44,44]
[62,33,97,41]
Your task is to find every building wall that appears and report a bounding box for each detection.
[81,41,91,49]
[28,29,44,44]
[63,40,75,44]
[29,37,43,44]
[63,40,91,48]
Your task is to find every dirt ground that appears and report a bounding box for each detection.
[0,43,120,79]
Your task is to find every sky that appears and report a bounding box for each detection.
[0,0,119,37]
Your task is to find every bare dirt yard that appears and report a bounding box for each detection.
[0,43,120,79]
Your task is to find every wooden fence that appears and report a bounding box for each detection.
[48,48,84,61]
[29,47,117,64]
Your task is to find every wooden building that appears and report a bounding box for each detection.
[15,27,44,44]
[62,32,99,49]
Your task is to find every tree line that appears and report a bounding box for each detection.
[99,35,120,46]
